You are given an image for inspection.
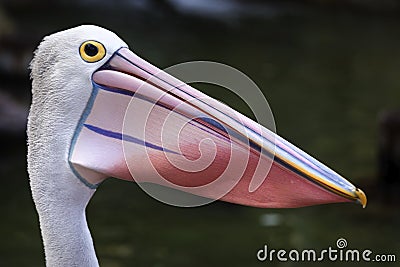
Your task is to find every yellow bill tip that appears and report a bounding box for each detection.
[355,188,367,208]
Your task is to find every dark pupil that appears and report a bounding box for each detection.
[84,43,98,57]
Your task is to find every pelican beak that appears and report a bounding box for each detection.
[69,47,367,208]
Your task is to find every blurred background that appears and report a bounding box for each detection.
[1,0,399,266]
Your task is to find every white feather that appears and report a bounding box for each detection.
[28,25,127,266]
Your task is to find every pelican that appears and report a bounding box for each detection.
[28,25,366,266]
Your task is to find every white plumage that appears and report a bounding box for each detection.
[28,25,126,267]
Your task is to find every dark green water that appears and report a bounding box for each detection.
[1,4,399,266]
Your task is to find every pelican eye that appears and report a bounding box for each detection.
[79,41,106,63]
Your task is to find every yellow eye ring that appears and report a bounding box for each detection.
[79,40,106,63]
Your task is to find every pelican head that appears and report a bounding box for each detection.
[28,25,366,266]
